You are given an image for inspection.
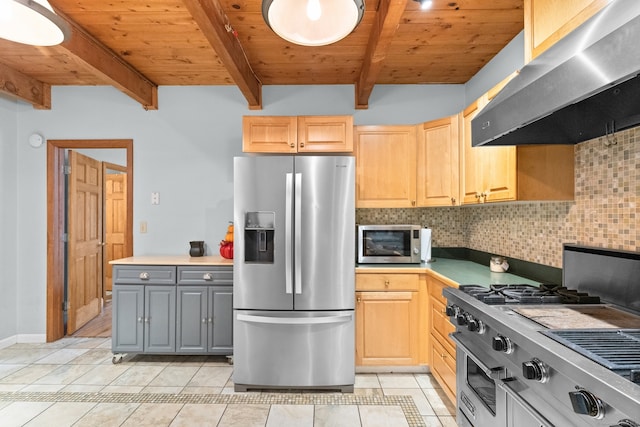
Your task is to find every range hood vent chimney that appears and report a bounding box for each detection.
[473,0,640,146]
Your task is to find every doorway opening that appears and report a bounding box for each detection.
[47,140,133,342]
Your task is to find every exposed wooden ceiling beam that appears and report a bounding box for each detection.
[57,11,159,110]
[0,62,51,109]
[355,0,408,109]
[182,0,262,110]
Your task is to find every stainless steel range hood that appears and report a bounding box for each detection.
[472,0,640,146]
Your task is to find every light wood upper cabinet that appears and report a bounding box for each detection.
[461,99,516,204]
[524,0,610,62]
[297,115,353,153]
[242,115,353,153]
[355,125,417,208]
[242,116,298,153]
[417,115,460,207]
[460,73,574,205]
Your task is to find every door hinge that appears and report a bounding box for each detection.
[62,165,71,175]
[61,233,68,242]
[62,301,70,311]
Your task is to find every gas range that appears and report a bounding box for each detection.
[444,245,640,427]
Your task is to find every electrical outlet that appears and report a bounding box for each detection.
[151,192,160,205]
[140,221,147,233]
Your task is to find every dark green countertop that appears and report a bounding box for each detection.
[356,258,540,287]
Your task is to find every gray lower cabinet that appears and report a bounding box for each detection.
[112,264,232,358]
[176,286,233,354]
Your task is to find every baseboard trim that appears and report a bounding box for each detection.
[0,334,47,348]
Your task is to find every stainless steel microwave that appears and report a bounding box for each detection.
[357,224,422,264]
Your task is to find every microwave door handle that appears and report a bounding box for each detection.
[285,173,293,294]
[294,173,302,294]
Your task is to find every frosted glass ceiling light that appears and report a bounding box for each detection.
[262,0,365,46]
[0,0,71,46]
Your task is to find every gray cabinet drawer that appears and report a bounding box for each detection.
[113,265,177,284]
[178,266,233,285]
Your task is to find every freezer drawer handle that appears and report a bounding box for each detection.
[237,313,352,325]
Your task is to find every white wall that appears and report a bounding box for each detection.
[0,96,18,344]
[2,33,523,339]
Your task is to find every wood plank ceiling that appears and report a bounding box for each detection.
[0,0,523,110]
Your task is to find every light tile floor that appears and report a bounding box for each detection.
[0,338,457,426]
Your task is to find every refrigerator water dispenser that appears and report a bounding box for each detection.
[244,211,275,263]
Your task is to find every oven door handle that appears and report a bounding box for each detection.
[498,378,555,427]
[449,332,505,380]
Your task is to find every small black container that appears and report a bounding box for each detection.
[189,241,205,257]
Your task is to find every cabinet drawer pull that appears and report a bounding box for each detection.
[139,272,150,280]
[203,273,213,281]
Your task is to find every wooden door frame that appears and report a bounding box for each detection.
[47,139,133,342]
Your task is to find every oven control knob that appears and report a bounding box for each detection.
[610,420,640,427]
[568,389,605,419]
[610,421,640,427]
[492,335,514,353]
[467,318,486,334]
[445,305,457,317]
[456,312,467,326]
[522,359,549,383]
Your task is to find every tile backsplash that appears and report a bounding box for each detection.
[357,127,639,268]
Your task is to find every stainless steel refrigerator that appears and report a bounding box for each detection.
[233,155,355,392]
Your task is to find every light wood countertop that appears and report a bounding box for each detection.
[110,255,233,266]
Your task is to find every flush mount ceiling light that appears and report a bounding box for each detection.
[414,0,433,10]
[262,0,365,46]
[0,0,71,46]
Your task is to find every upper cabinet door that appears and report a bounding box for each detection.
[525,0,610,62]
[417,116,460,207]
[297,116,353,153]
[242,116,298,153]
[355,125,417,208]
[242,115,353,153]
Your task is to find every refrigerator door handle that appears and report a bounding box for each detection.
[294,173,302,294]
[285,172,293,294]
[237,313,353,325]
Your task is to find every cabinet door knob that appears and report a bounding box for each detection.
[144,317,150,323]
[139,272,150,280]
[203,273,213,281]
[384,280,390,287]
[208,318,213,323]
[357,296,361,303]
[451,197,456,204]
[202,318,207,323]
[290,142,295,148]
[137,317,143,323]
[299,141,305,147]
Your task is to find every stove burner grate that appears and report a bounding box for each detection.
[459,284,600,305]
[542,329,640,383]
